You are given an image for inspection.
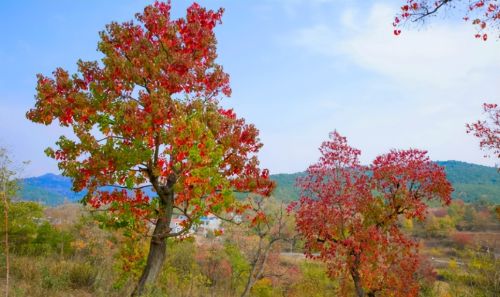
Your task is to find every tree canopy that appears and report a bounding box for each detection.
[293,131,453,297]
[26,1,274,295]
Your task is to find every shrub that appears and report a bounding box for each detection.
[41,266,69,290]
[451,233,474,249]
[251,278,276,297]
[68,262,97,289]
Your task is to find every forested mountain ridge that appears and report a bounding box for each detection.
[18,161,499,206]
[437,161,499,204]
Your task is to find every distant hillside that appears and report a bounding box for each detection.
[436,161,499,203]
[18,173,155,206]
[19,173,85,206]
[269,172,304,202]
[270,161,500,203]
[17,161,499,206]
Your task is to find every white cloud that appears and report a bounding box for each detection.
[342,6,500,90]
[295,3,500,90]
[289,2,500,167]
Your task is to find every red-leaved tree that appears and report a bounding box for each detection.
[26,2,274,295]
[393,1,500,40]
[293,131,452,297]
[466,103,500,163]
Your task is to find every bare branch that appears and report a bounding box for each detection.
[165,220,194,238]
[412,0,452,22]
[102,184,153,190]
[211,211,242,225]
[96,135,129,143]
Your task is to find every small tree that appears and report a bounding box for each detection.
[293,131,452,297]
[0,148,14,297]
[0,148,26,297]
[240,197,294,297]
[393,0,500,40]
[26,2,273,295]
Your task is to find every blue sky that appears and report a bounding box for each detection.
[1,0,499,177]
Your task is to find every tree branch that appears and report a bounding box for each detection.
[102,184,153,190]
[96,135,129,143]
[412,0,452,22]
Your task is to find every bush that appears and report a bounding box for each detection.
[251,278,276,297]
[41,265,69,290]
[288,262,337,297]
[9,256,41,282]
[451,233,474,249]
[68,262,97,289]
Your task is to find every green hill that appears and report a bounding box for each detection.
[270,161,499,203]
[17,161,499,205]
[269,172,304,202]
[18,173,85,206]
[436,161,499,203]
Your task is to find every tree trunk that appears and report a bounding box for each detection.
[240,267,255,297]
[241,238,274,297]
[350,252,365,297]
[131,216,170,296]
[3,179,9,297]
[132,179,174,296]
[351,269,365,297]
[240,239,263,297]
[253,243,272,282]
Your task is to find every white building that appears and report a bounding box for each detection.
[199,214,222,231]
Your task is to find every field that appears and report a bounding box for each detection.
[0,199,498,297]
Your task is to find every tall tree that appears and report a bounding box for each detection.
[0,148,13,297]
[393,0,500,40]
[466,103,500,164]
[293,131,452,297]
[26,2,274,295]
[0,148,24,297]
